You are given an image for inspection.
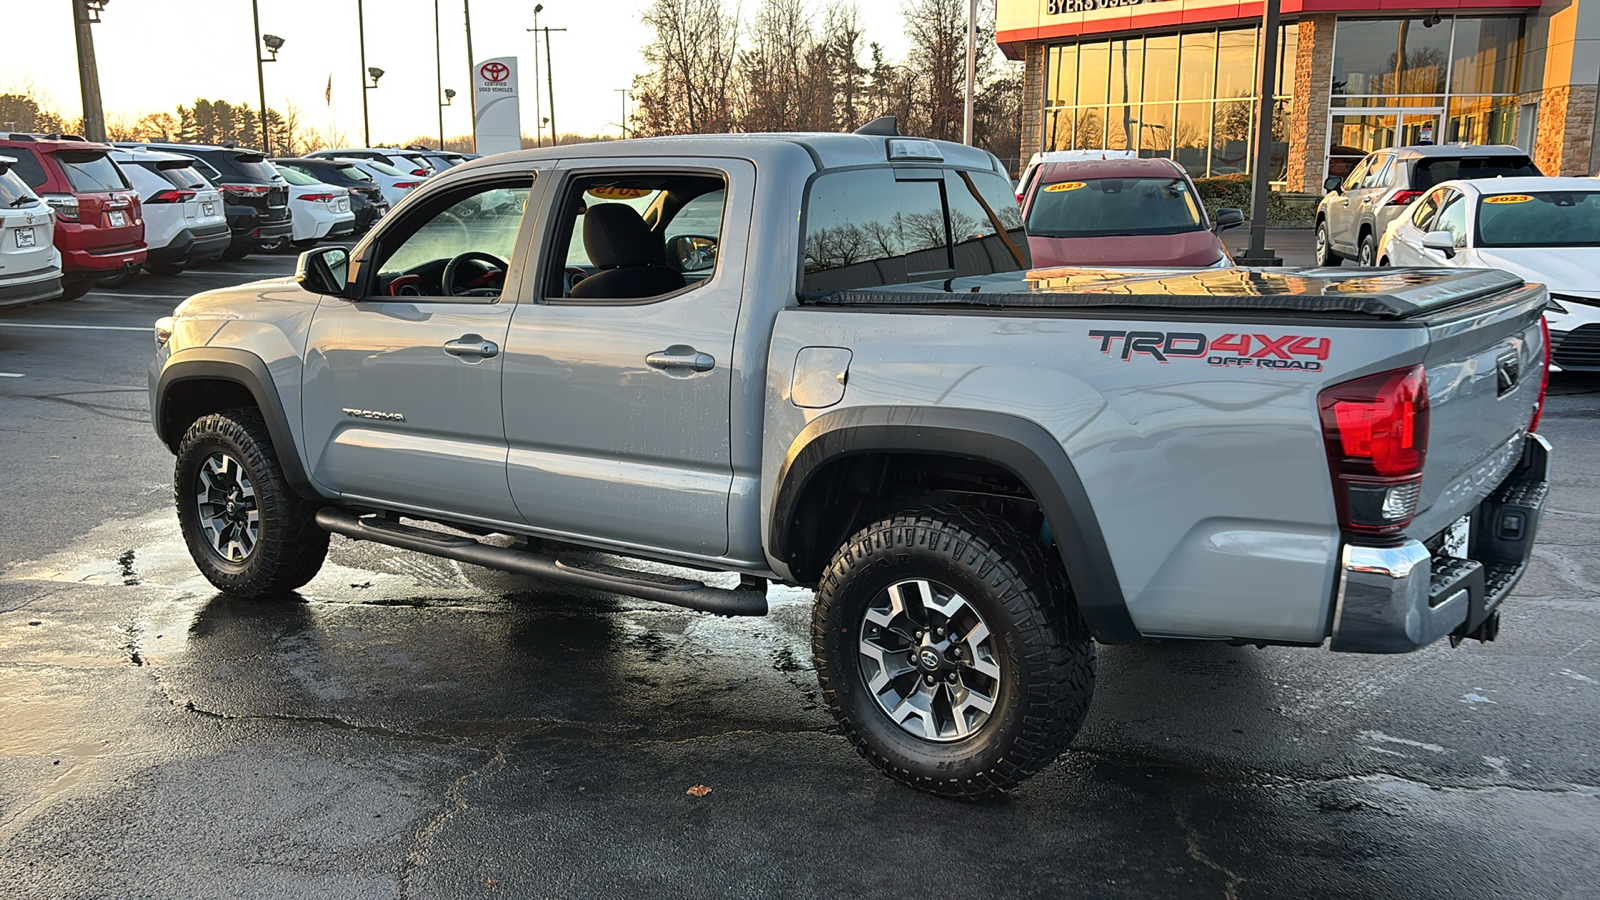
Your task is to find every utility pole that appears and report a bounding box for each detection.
[1236,0,1283,266]
[962,0,976,146]
[529,5,543,147]
[253,0,269,151]
[358,0,371,145]
[464,0,478,151]
[616,88,629,139]
[435,0,445,148]
[70,0,107,141]
[543,25,563,146]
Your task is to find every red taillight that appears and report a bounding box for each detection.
[1319,365,1429,535]
[299,193,336,202]
[147,189,196,204]
[394,181,421,189]
[219,183,271,196]
[1386,189,1425,207]
[410,168,429,176]
[1530,316,1551,432]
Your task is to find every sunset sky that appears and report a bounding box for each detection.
[3,1,913,145]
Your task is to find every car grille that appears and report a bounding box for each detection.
[1552,324,1600,370]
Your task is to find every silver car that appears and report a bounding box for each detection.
[1315,144,1539,267]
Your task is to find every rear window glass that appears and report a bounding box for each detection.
[54,151,129,192]
[0,167,39,207]
[1477,190,1600,248]
[802,167,1027,294]
[337,164,373,182]
[4,150,48,188]
[1026,176,1204,238]
[142,162,209,190]
[229,154,282,182]
[364,160,407,177]
[1412,155,1539,190]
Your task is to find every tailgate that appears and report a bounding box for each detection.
[1410,281,1548,539]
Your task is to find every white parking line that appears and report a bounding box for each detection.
[0,372,23,378]
[0,323,151,332]
[84,292,195,300]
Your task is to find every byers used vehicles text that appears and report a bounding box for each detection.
[149,126,1551,796]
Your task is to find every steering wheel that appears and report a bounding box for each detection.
[563,266,590,296]
[441,251,508,296]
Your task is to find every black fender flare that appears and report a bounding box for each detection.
[770,406,1139,644]
[153,347,317,499]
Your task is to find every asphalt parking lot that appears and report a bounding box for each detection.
[1,245,1597,899]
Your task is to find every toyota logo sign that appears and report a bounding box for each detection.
[480,61,510,83]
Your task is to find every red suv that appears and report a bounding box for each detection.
[0,134,146,299]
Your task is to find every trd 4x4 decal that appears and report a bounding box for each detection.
[1089,330,1329,371]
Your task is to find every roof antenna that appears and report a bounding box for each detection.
[853,115,900,136]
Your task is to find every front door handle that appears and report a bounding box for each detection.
[646,344,715,373]
[444,334,499,359]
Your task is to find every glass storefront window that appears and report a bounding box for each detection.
[1079,41,1110,107]
[1179,32,1216,100]
[1211,100,1253,174]
[1215,29,1257,100]
[1106,106,1136,151]
[1175,103,1210,177]
[1110,38,1144,106]
[1451,18,1522,95]
[1278,25,1298,95]
[1447,96,1518,145]
[1046,44,1077,109]
[1137,103,1175,158]
[1336,17,1488,97]
[1145,35,1178,104]
[1074,108,1104,151]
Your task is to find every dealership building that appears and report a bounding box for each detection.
[997,0,1600,189]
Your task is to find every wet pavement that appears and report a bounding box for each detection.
[1,252,1597,899]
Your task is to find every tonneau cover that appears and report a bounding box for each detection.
[803,266,1526,319]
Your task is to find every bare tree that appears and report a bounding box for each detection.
[636,0,741,135]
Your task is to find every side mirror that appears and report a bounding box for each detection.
[667,234,718,273]
[1212,207,1245,234]
[1324,176,1343,194]
[1422,230,1457,259]
[296,246,350,296]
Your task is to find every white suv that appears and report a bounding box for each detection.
[0,155,62,307]
[274,163,356,250]
[108,147,230,279]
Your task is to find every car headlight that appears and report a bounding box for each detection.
[154,316,174,347]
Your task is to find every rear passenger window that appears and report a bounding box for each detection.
[802,168,1027,295]
[1410,191,1443,228]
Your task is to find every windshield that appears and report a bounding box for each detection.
[1026,176,1203,238]
[54,151,129,193]
[275,165,320,186]
[0,168,39,207]
[1476,191,1600,248]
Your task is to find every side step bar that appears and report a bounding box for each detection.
[315,509,769,616]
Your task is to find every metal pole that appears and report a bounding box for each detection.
[358,0,371,146]
[464,0,478,151]
[532,9,542,148]
[252,0,270,151]
[435,0,446,148]
[963,0,976,146]
[70,0,106,141]
[544,26,557,146]
[617,88,629,139]
[1240,0,1282,265]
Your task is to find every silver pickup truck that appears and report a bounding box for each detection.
[150,129,1551,797]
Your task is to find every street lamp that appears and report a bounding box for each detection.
[84,0,109,23]
[252,0,283,153]
[527,6,565,148]
[357,0,377,146]
[443,89,456,104]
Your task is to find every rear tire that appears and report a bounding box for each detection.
[174,408,328,599]
[144,263,186,277]
[57,280,94,301]
[813,506,1094,798]
[221,244,251,261]
[96,268,138,289]
[1358,232,1377,267]
[1314,220,1341,267]
[256,236,290,254]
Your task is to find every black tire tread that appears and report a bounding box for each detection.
[813,504,1094,799]
[174,407,328,599]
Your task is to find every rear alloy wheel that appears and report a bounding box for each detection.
[174,408,328,599]
[256,236,290,254]
[1358,233,1377,267]
[1314,220,1341,267]
[813,506,1095,798]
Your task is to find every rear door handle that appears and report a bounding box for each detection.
[646,344,715,372]
[444,334,499,359]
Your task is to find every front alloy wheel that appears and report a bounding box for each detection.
[194,452,260,563]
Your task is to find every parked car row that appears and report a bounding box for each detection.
[0,133,474,308]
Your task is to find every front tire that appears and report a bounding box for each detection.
[1314,220,1341,267]
[174,408,328,599]
[813,507,1094,798]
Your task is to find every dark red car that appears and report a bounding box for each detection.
[1021,157,1242,269]
[0,134,145,299]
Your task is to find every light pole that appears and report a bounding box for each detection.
[441,89,456,148]
[463,0,477,150]
[615,88,630,139]
[434,0,445,149]
[71,0,109,142]
[527,4,544,148]
[253,1,284,153]
[962,0,977,146]
[363,67,384,146]
[1236,0,1283,266]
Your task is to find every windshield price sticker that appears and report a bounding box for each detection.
[1044,181,1086,192]
[587,186,652,200]
[1484,194,1533,204]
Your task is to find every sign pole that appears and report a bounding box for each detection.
[1237,0,1283,266]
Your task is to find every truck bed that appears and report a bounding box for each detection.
[803,266,1525,320]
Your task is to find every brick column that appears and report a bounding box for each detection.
[1525,0,1600,174]
[1286,15,1335,193]
[1020,42,1046,168]
[1531,85,1598,174]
